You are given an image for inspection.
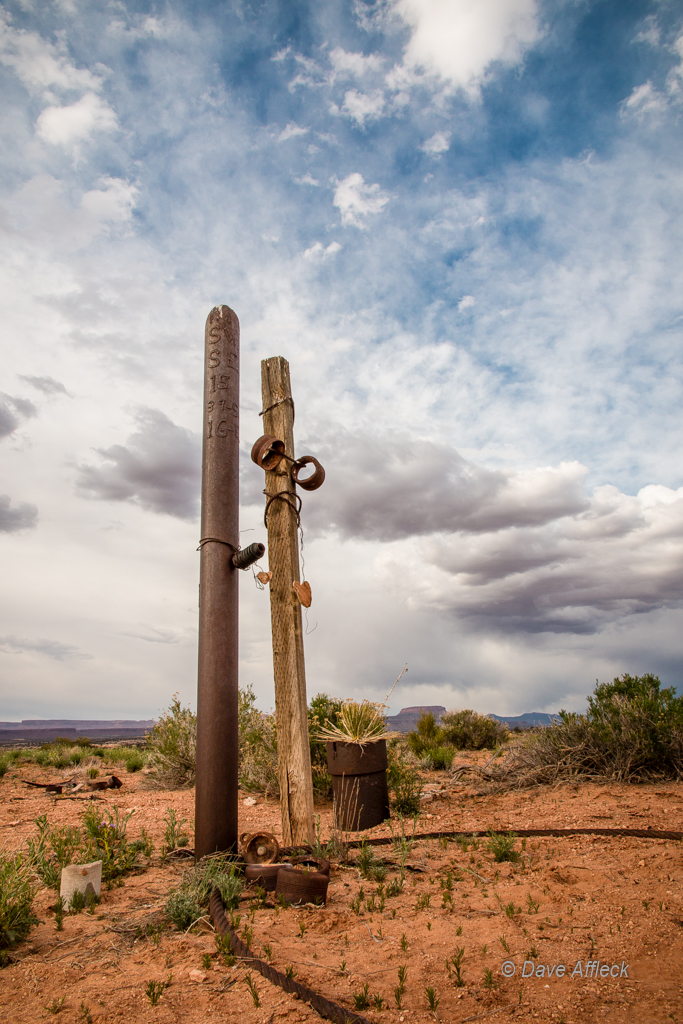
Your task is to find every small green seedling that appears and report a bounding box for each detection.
[245,973,260,1008]
[353,982,370,1010]
[426,986,440,1012]
[45,996,66,1015]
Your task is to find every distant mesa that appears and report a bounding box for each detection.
[0,719,155,743]
[384,707,558,734]
[384,706,446,733]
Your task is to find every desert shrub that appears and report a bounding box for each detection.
[27,807,152,890]
[146,696,197,789]
[308,694,344,800]
[422,746,456,771]
[440,710,508,751]
[123,750,146,773]
[387,741,422,815]
[0,755,9,778]
[0,853,38,948]
[81,806,149,884]
[165,890,203,930]
[165,855,241,929]
[238,685,279,797]
[468,674,683,788]
[407,712,444,757]
[486,830,520,863]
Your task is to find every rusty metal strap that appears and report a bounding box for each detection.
[349,825,683,847]
[210,890,370,1024]
[263,489,302,529]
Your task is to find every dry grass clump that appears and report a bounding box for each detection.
[458,674,683,789]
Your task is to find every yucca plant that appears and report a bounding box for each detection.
[316,665,407,745]
[316,699,391,744]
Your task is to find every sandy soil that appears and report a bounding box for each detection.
[1,754,682,1024]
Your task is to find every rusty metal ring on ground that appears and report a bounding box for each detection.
[290,455,325,491]
[241,831,280,864]
[275,864,329,906]
[251,434,286,470]
[289,854,330,876]
[245,862,291,892]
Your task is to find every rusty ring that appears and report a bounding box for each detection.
[251,434,285,471]
[291,455,325,491]
[241,830,280,865]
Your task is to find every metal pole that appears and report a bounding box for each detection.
[195,305,240,860]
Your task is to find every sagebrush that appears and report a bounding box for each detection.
[461,674,683,788]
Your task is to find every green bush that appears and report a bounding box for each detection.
[165,855,241,929]
[0,755,9,779]
[0,853,37,948]
[387,742,422,815]
[440,710,508,751]
[146,696,197,789]
[479,674,683,788]
[308,694,344,800]
[165,891,203,930]
[124,750,146,773]
[407,712,444,757]
[423,746,455,771]
[238,686,279,797]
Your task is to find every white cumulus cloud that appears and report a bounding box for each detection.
[333,172,390,227]
[36,92,118,148]
[392,0,541,93]
[421,130,451,154]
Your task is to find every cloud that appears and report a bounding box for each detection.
[303,240,342,261]
[36,91,118,148]
[333,172,390,227]
[305,433,589,541]
[421,130,451,154]
[329,46,384,80]
[0,10,102,95]
[278,122,309,141]
[621,81,668,121]
[76,408,201,520]
[0,634,91,660]
[120,626,182,644]
[391,0,541,93]
[18,375,70,396]
[0,495,38,532]
[458,294,476,311]
[0,394,37,439]
[375,480,683,635]
[294,173,320,185]
[337,88,385,125]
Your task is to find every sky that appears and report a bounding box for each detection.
[1,0,682,722]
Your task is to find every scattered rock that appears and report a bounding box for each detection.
[188,969,206,983]
[243,796,258,807]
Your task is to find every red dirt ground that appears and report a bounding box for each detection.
[1,752,682,1024]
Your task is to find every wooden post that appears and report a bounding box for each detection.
[195,306,240,860]
[261,357,314,846]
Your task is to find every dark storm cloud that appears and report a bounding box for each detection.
[0,635,92,660]
[0,394,37,439]
[0,494,38,532]
[18,375,70,396]
[76,408,201,520]
[303,433,588,540]
[398,485,683,635]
